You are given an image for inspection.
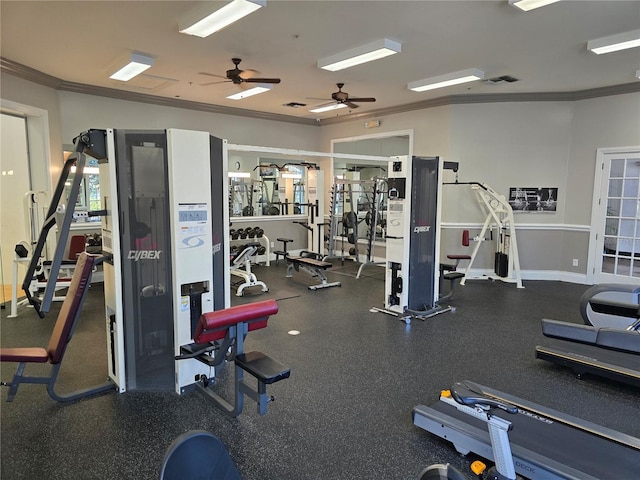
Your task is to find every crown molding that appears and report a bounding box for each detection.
[57,79,318,126]
[320,82,640,126]
[3,57,639,127]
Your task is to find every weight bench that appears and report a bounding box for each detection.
[0,252,115,402]
[286,251,341,291]
[177,299,290,417]
[229,243,268,296]
[439,254,471,300]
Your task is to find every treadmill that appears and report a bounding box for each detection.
[535,299,640,387]
[413,380,640,480]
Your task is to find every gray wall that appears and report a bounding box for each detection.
[2,71,639,283]
[319,94,640,282]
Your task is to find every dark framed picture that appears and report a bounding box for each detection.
[509,187,558,213]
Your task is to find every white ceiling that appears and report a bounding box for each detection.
[2,1,639,123]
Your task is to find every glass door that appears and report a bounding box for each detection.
[591,148,640,284]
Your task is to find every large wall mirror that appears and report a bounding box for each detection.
[228,151,317,219]
[330,130,413,245]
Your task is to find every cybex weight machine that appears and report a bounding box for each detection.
[97,128,227,394]
[375,156,458,322]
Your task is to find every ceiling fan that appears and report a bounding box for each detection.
[315,83,376,109]
[199,58,281,87]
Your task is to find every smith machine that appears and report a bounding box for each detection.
[326,177,387,275]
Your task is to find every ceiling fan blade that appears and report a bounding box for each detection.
[345,101,360,109]
[348,97,376,103]
[245,78,281,84]
[199,72,228,79]
[200,80,230,86]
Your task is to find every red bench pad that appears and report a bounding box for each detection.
[0,347,49,363]
[194,299,279,344]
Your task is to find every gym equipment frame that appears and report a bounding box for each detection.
[413,380,640,480]
[444,179,523,288]
[176,300,290,417]
[1,253,115,402]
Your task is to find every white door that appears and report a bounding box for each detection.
[588,147,640,285]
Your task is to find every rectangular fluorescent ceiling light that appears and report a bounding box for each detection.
[509,0,562,12]
[587,29,640,55]
[226,84,273,100]
[180,0,266,38]
[228,172,251,178]
[70,166,100,175]
[408,68,485,92]
[109,53,154,81]
[318,38,401,72]
[281,172,302,179]
[309,103,348,113]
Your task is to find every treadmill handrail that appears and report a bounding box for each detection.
[451,381,518,414]
[472,381,640,452]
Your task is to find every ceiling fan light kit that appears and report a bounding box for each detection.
[317,38,401,72]
[587,29,640,55]
[109,52,154,81]
[179,0,266,38]
[508,0,562,12]
[226,84,273,100]
[408,68,485,92]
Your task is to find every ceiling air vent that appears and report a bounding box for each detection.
[486,75,519,85]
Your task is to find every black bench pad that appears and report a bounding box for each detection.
[288,256,332,269]
[443,272,465,280]
[235,351,290,384]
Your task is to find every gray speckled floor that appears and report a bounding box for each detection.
[1,261,639,479]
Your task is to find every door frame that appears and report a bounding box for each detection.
[586,146,640,285]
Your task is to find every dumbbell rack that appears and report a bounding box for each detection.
[229,228,271,267]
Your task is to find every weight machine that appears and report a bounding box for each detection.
[8,191,49,317]
[326,178,377,262]
[356,177,387,278]
[19,135,107,317]
[96,128,227,394]
[373,156,457,322]
[444,177,523,289]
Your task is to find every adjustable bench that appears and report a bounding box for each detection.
[286,251,341,290]
[229,243,268,296]
[177,299,290,417]
[0,252,115,402]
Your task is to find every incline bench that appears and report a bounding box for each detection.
[286,250,341,291]
[229,243,268,296]
[177,299,290,417]
[1,252,115,402]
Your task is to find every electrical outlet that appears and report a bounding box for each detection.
[270,242,274,248]
[572,258,579,267]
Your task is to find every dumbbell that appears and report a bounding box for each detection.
[254,228,264,238]
[248,227,257,239]
[239,228,248,239]
[230,228,237,239]
[256,246,266,255]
